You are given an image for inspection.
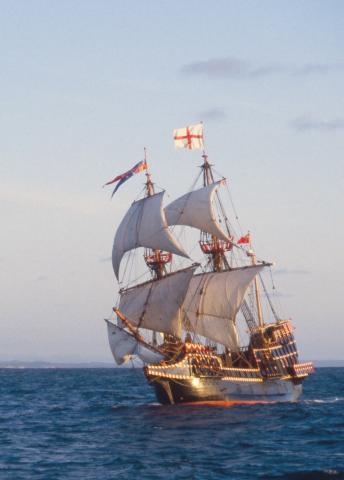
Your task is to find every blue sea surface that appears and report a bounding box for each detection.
[0,367,343,480]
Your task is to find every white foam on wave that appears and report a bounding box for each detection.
[111,402,162,410]
[304,397,344,404]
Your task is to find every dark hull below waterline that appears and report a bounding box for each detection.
[148,376,303,405]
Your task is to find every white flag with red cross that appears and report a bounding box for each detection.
[173,123,204,150]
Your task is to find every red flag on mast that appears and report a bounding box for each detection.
[237,233,251,245]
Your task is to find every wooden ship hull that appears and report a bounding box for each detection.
[144,320,314,405]
[146,372,304,405]
[145,359,313,405]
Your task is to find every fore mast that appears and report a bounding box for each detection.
[143,149,172,281]
[142,149,174,347]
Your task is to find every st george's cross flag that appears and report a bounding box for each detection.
[173,123,204,150]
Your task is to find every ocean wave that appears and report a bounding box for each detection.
[262,471,344,480]
[303,397,344,404]
[1,368,344,479]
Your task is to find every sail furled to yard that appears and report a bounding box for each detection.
[112,192,189,279]
[182,265,265,350]
[164,182,230,242]
[106,321,164,365]
[119,266,196,337]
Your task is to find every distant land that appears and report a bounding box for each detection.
[0,361,116,369]
[1,360,344,368]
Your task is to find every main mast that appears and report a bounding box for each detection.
[200,150,265,330]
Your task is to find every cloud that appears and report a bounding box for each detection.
[181,57,250,78]
[98,256,112,263]
[36,275,48,281]
[181,57,343,79]
[199,108,227,122]
[290,116,344,132]
[273,268,310,275]
[294,63,343,76]
[263,291,294,298]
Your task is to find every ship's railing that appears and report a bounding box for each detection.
[199,239,233,254]
[293,362,314,377]
[220,367,261,378]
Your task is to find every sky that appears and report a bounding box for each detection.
[1,0,343,362]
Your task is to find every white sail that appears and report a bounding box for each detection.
[112,191,189,279]
[119,266,196,338]
[182,265,264,350]
[106,321,137,365]
[136,343,164,364]
[106,321,164,365]
[164,182,230,242]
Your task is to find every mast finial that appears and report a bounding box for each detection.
[144,146,149,172]
[143,147,154,197]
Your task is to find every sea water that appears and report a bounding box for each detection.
[0,367,343,479]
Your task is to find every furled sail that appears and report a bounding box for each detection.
[106,321,164,365]
[112,191,189,279]
[164,182,230,242]
[182,265,265,350]
[119,266,197,338]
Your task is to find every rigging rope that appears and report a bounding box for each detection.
[258,273,280,322]
[269,266,287,320]
[212,166,243,233]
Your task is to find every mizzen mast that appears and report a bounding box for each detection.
[246,236,265,328]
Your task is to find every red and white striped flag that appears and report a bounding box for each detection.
[173,123,204,150]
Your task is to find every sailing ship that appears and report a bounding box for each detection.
[105,124,314,405]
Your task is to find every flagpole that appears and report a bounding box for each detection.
[200,121,212,186]
[144,147,154,197]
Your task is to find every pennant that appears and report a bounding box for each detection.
[111,171,134,197]
[237,233,251,245]
[173,123,204,150]
[103,160,147,196]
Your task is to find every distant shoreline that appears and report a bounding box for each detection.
[0,361,117,369]
[1,360,344,369]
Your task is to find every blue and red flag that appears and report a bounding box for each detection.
[103,160,147,197]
